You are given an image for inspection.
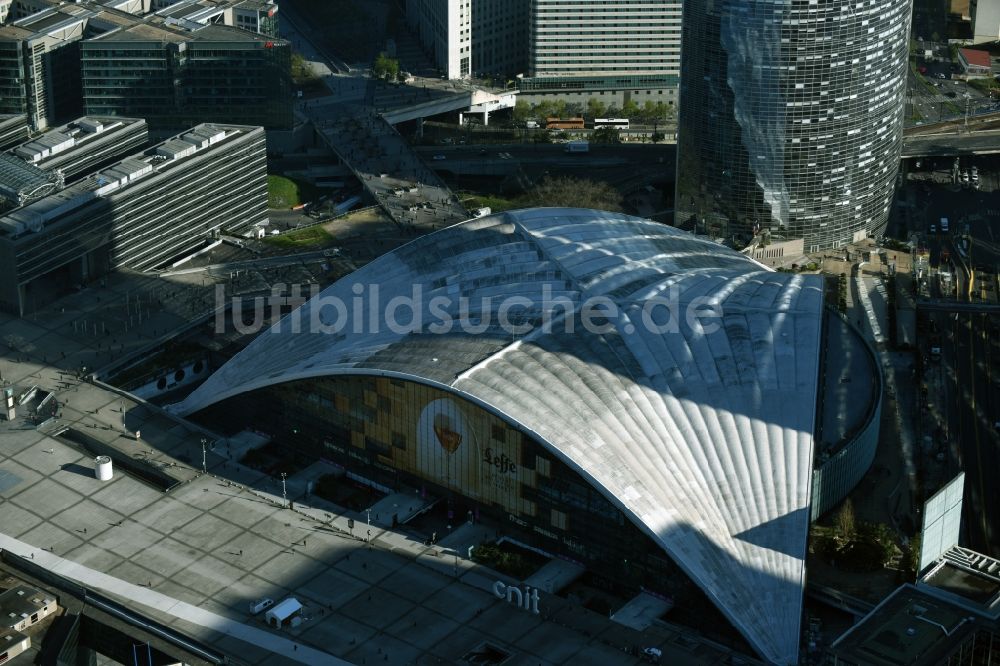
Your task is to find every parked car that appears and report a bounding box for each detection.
[249,598,274,615]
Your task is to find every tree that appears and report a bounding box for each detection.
[641,100,658,123]
[591,127,621,144]
[533,100,558,120]
[835,498,856,542]
[650,131,664,144]
[373,52,400,82]
[907,533,921,578]
[564,102,583,117]
[290,53,318,86]
[621,99,640,119]
[512,99,531,124]
[518,175,624,212]
[587,98,607,119]
[533,129,553,144]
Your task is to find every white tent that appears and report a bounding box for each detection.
[264,598,302,628]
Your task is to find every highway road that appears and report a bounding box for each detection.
[902,129,1000,158]
[413,144,676,177]
[940,309,1000,557]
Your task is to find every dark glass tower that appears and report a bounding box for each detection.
[675,0,912,251]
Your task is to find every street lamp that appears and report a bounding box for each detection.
[280,472,288,507]
[200,438,207,473]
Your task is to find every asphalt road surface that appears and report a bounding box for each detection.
[940,309,1000,556]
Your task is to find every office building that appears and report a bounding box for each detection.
[153,0,280,38]
[81,21,291,129]
[0,123,266,315]
[971,0,1000,44]
[405,0,528,80]
[9,115,147,182]
[175,208,883,665]
[406,0,680,106]
[0,0,286,131]
[831,547,1000,665]
[0,5,95,130]
[470,0,527,79]
[521,0,681,106]
[675,0,912,251]
[0,0,55,24]
[405,0,472,79]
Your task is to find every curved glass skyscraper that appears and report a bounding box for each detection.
[675,0,911,251]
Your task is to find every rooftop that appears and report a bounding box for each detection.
[960,47,992,68]
[89,18,283,43]
[0,153,57,209]
[174,208,826,665]
[0,123,257,239]
[4,5,93,39]
[830,584,985,666]
[11,116,146,169]
[816,312,879,461]
[921,547,1000,612]
[0,585,55,629]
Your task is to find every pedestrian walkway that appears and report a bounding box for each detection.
[0,534,349,666]
[611,592,675,632]
[524,558,586,594]
[309,104,468,231]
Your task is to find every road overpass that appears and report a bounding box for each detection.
[901,129,1000,157]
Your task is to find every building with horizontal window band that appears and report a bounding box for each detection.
[174,208,882,665]
[404,0,680,107]
[0,122,266,315]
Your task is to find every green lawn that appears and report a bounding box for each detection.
[262,225,334,249]
[268,175,320,210]
[459,193,520,213]
[268,175,303,209]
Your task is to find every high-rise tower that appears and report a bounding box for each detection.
[675,0,912,251]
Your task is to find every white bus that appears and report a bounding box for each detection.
[594,118,630,130]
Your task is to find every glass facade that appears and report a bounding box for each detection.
[0,41,26,118]
[81,39,292,130]
[675,0,912,251]
[471,0,527,77]
[202,375,742,620]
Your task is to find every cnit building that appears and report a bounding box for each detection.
[175,208,883,664]
[675,0,912,251]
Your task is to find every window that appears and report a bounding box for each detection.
[391,432,406,449]
[491,424,506,442]
[535,456,551,477]
[551,508,568,530]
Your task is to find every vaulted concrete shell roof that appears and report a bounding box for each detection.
[173,208,824,664]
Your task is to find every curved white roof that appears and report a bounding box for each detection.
[174,208,824,664]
